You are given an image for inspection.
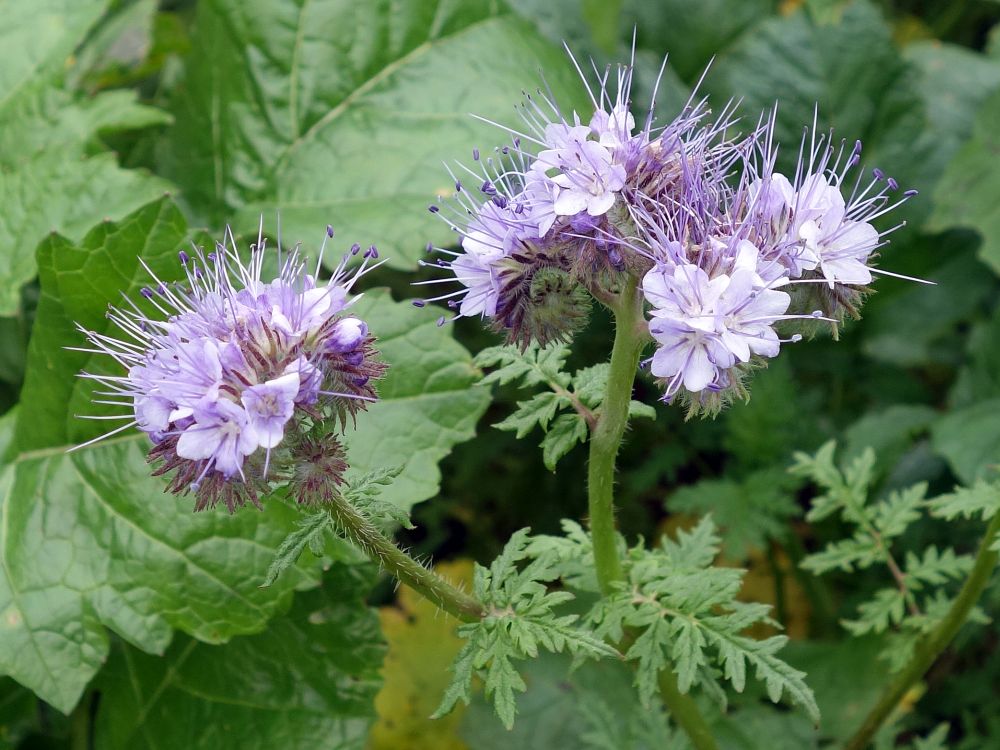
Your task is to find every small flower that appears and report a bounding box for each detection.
[535,123,627,217]
[241,373,300,449]
[422,53,736,347]
[176,397,259,478]
[75,224,386,511]
[422,49,924,415]
[737,116,918,317]
[642,252,792,401]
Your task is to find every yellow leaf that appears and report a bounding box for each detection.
[368,560,474,750]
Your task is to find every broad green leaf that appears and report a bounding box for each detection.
[344,291,490,511]
[706,1,935,228]
[92,564,384,750]
[950,309,1000,408]
[0,0,107,96]
[581,0,622,54]
[929,89,1000,274]
[780,637,884,743]
[903,41,1000,155]
[627,0,774,83]
[160,0,587,269]
[842,405,938,465]
[0,438,319,714]
[861,239,996,367]
[16,198,189,452]
[0,0,172,315]
[932,398,1000,485]
[66,0,160,92]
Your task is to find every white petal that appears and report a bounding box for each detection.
[553,190,590,216]
[176,423,220,461]
[683,346,717,392]
[586,190,617,216]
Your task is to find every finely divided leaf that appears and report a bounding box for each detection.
[262,511,333,587]
[540,413,588,471]
[929,481,1000,521]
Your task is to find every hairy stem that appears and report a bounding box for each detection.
[587,277,646,594]
[844,511,1000,750]
[326,492,486,622]
[586,279,718,747]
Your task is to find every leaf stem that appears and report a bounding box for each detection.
[843,510,1000,750]
[587,277,646,594]
[325,492,486,622]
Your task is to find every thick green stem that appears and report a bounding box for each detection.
[844,511,1000,750]
[326,492,486,623]
[587,277,646,594]
[658,669,719,750]
[587,279,719,749]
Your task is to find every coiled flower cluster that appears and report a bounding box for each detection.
[77,226,385,510]
[423,55,918,413]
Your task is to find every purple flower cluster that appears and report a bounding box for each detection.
[425,55,918,411]
[77,226,385,510]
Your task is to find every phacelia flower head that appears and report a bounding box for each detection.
[629,110,920,413]
[76,223,386,511]
[422,47,924,416]
[422,51,739,349]
[734,113,920,320]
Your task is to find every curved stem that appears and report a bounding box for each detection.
[326,491,486,622]
[844,511,1000,750]
[587,277,646,594]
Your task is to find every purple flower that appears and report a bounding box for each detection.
[176,398,259,479]
[536,123,626,217]
[326,317,368,353]
[737,117,915,293]
[421,49,923,410]
[283,356,322,405]
[641,241,792,400]
[241,372,300,449]
[76,224,387,510]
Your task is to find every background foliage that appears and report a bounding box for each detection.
[0,0,999,748]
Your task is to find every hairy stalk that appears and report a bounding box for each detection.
[588,278,719,749]
[844,511,1000,750]
[325,491,486,622]
[587,277,645,593]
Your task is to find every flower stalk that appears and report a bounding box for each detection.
[587,278,719,749]
[325,489,486,623]
[844,510,1000,750]
[587,276,646,594]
